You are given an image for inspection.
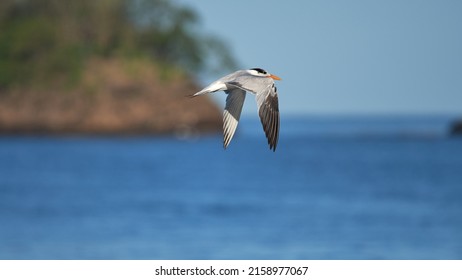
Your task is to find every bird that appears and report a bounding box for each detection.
[190,68,281,151]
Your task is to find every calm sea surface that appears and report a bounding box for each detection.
[1,116,461,259]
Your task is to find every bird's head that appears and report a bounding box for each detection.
[248,68,281,80]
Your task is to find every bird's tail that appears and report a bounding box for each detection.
[188,82,226,98]
[188,88,209,98]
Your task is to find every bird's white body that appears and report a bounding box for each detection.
[191,68,281,151]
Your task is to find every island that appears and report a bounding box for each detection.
[0,59,221,136]
[0,0,234,137]
[450,119,462,136]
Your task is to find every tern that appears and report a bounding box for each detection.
[190,68,281,151]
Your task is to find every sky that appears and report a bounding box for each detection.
[178,0,462,116]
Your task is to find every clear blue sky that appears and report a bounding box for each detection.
[179,0,462,116]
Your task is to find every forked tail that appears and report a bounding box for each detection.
[188,81,226,98]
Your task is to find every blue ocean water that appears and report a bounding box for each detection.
[0,116,461,259]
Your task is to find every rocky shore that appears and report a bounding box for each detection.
[0,59,221,136]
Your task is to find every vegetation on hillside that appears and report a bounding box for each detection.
[0,0,237,90]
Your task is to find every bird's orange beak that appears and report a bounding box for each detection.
[270,74,281,80]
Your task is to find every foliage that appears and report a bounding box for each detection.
[0,0,237,89]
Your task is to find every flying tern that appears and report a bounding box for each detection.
[191,68,281,151]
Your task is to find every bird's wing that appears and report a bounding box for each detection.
[223,88,246,149]
[256,84,279,151]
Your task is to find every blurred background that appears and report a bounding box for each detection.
[0,0,461,259]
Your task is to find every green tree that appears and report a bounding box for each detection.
[0,0,237,89]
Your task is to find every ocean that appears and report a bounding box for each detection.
[0,116,461,259]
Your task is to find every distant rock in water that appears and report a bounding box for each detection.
[450,119,462,136]
[0,59,221,136]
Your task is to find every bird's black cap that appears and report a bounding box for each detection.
[250,68,267,74]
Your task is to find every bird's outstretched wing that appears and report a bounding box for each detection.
[256,84,279,151]
[223,88,246,149]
